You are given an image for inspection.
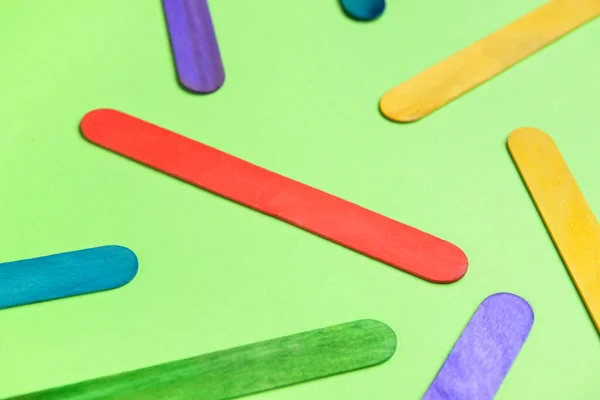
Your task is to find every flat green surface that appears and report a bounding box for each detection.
[11,320,395,400]
[0,0,598,398]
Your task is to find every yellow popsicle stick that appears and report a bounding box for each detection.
[508,128,600,333]
[380,0,600,122]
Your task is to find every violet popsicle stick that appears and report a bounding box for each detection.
[162,0,225,93]
[423,293,534,400]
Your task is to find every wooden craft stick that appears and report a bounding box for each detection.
[340,0,386,21]
[0,246,138,309]
[508,127,600,333]
[80,109,468,283]
[8,319,396,400]
[423,293,534,400]
[380,0,600,122]
[162,0,225,93]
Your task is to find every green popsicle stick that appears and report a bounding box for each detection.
[9,319,396,400]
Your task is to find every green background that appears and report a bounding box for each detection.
[1,0,599,398]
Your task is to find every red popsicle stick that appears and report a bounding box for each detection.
[81,109,468,283]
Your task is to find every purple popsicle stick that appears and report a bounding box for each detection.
[423,293,534,400]
[162,0,225,93]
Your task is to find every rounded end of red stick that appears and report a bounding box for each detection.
[449,247,469,282]
[426,243,468,284]
[80,108,120,143]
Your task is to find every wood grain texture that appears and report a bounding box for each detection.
[340,0,385,21]
[508,127,600,333]
[380,0,600,122]
[0,246,138,309]
[162,0,225,93]
[80,109,468,283]
[8,319,396,400]
[422,293,534,400]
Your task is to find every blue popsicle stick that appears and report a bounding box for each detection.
[340,0,386,21]
[0,245,138,310]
